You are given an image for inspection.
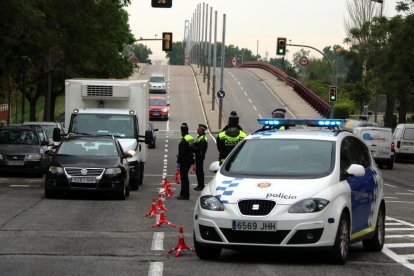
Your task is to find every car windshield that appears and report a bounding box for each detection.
[150,76,164,83]
[223,139,334,177]
[150,99,166,106]
[58,140,118,156]
[70,114,135,138]
[0,129,39,145]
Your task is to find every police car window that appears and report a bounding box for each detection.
[352,137,371,168]
[225,139,334,177]
[340,138,354,173]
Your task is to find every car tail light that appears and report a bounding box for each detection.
[391,142,395,152]
[397,141,401,149]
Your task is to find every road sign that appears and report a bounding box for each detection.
[217,90,225,99]
[299,56,309,67]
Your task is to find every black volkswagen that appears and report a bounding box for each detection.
[45,135,131,199]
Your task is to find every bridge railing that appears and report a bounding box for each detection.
[238,61,331,118]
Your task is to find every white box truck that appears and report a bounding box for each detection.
[57,79,152,190]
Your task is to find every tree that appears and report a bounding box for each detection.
[132,44,153,63]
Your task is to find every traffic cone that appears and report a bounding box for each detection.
[174,168,181,184]
[168,226,195,257]
[157,193,168,211]
[152,210,176,228]
[145,198,159,218]
[161,177,171,190]
[164,184,176,198]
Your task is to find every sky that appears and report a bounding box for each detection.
[125,0,398,61]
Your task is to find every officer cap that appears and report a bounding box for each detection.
[228,111,239,125]
[181,122,188,131]
[272,108,286,118]
[198,124,207,130]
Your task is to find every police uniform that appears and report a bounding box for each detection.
[177,123,194,200]
[193,124,208,191]
[216,111,247,164]
[271,108,288,130]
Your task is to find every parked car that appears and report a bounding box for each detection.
[148,122,159,148]
[149,73,166,93]
[393,123,414,162]
[23,121,65,146]
[194,118,385,264]
[0,125,50,177]
[45,135,131,199]
[353,126,394,169]
[149,96,170,120]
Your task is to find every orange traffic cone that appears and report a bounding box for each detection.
[174,168,181,184]
[168,226,195,257]
[145,198,159,218]
[157,193,168,211]
[152,211,176,228]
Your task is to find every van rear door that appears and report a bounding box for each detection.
[358,128,393,160]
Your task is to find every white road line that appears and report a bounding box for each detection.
[386,243,414,248]
[386,201,414,204]
[148,262,163,276]
[151,232,164,251]
[396,192,414,195]
[386,216,414,227]
[385,197,398,199]
[385,183,398,188]
[243,91,247,96]
[382,247,414,271]
[9,185,31,188]
[408,190,414,193]
[386,223,404,226]
[253,106,257,111]
[386,235,414,238]
[248,98,252,103]
[385,228,414,231]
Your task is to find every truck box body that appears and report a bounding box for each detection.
[64,79,149,189]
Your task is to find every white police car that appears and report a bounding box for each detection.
[194,119,385,264]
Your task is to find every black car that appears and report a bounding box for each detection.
[0,126,50,177]
[45,135,130,199]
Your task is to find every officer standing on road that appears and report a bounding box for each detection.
[193,124,208,191]
[217,111,247,165]
[177,123,194,200]
[271,108,289,130]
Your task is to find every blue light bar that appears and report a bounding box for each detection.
[257,118,346,127]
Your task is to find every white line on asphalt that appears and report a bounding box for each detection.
[9,185,31,188]
[386,243,414,248]
[385,183,398,188]
[385,228,414,231]
[243,91,247,96]
[151,232,164,251]
[396,192,414,195]
[408,190,414,193]
[164,155,168,158]
[386,235,414,238]
[253,106,257,111]
[248,98,252,103]
[385,197,398,199]
[164,149,168,152]
[386,201,414,204]
[148,262,163,276]
[386,223,404,226]
[382,247,414,271]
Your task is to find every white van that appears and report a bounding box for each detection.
[353,126,394,169]
[393,123,414,162]
[149,73,166,93]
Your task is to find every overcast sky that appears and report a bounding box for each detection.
[125,0,398,61]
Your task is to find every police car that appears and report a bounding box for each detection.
[193,119,385,264]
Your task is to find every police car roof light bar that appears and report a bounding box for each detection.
[257,118,346,127]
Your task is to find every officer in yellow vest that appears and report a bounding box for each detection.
[177,123,194,200]
[193,124,208,191]
[271,108,289,130]
[216,111,247,165]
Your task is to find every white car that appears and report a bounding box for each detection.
[149,73,166,93]
[193,119,385,264]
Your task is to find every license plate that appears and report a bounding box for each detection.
[6,160,24,166]
[152,112,159,116]
[71,177,96,183]
[232,220,277,232]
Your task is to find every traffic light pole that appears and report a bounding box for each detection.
[287,43,337,118]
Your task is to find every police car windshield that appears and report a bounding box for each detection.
[224,139,334,177]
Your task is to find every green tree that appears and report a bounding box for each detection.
[166,41,185,65]
[132,44,153,63]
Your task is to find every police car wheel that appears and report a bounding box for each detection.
[329,212,350,264]
[194,232,221,260]
[362,204,385,251]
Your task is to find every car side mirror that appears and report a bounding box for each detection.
[53,128,61,142]
[209,161,221,173]
[346,164,365,177]
[154,128,159,132]
[144,130,154,145]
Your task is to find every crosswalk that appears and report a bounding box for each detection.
[384,216,414,271]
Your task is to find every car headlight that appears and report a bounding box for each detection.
[28,153,42,160]
[105,168,122,175]
[49,166,64,175]
[200,195,225,211]
[161,108,168,112]
[127,149,136,156]
[288,198,330,213]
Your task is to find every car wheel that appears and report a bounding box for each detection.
[362,204,385,251]
[387,159,394,170]
[194,232,221,260]
[129,164,140,191]
[125,179,130,197]
[138,163,144,185]
[329,212,350,265]
[117,182,126,200]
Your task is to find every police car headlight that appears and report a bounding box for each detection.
[28,153,42,160]
[105,168,122,175]
[288,198,330,213]
[49,166,64,175]
[200,196,225,211]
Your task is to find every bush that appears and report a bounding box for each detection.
[333,101,356,119]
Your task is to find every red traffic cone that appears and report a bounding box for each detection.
[161,177,171,190]
[164,184,176,198]
[174,168,181,184]
[145,198,159,218]
[168,226,195,257]
[152,211,176,228]
[157,193,168,211]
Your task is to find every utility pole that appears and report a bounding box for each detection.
[218,14,226,129]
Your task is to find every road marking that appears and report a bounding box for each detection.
[9,185,32,188]
[408,190,414,193]
[386,222,403,226]
[385,228,414,231]
[385,183,398,188]
[253,105,257,111]
[148,262,163,276]
[386,201,414,204]
[382,247,414,271]
[396,192,414,195]
[386,235,414,238]
[151,232,164,251]
[386,243,414,248]
[385,196,398,199]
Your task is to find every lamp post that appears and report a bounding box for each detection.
[371,0,383,123]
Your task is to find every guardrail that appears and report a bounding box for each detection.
[238,61,331,118]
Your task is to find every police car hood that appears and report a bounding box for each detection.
[209,174,332,204]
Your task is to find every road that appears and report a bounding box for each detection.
[0,64,413,275]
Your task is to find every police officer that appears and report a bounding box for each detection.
[216,111,247,165]
[271,108,289,130]
[177,123,194,200]
[193,124,208,191]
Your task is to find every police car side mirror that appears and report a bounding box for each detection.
[209,161,221,173]
[346,164,365,177]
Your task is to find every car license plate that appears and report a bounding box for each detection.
[152,112,159,116]
[232,220,277,232]
[71,177,96,183]
[6,160,24,166]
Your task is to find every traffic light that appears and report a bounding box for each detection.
[329,86,337,102]
[277,37,287,55]
[162,32,173,51]
[152,0,172,8]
